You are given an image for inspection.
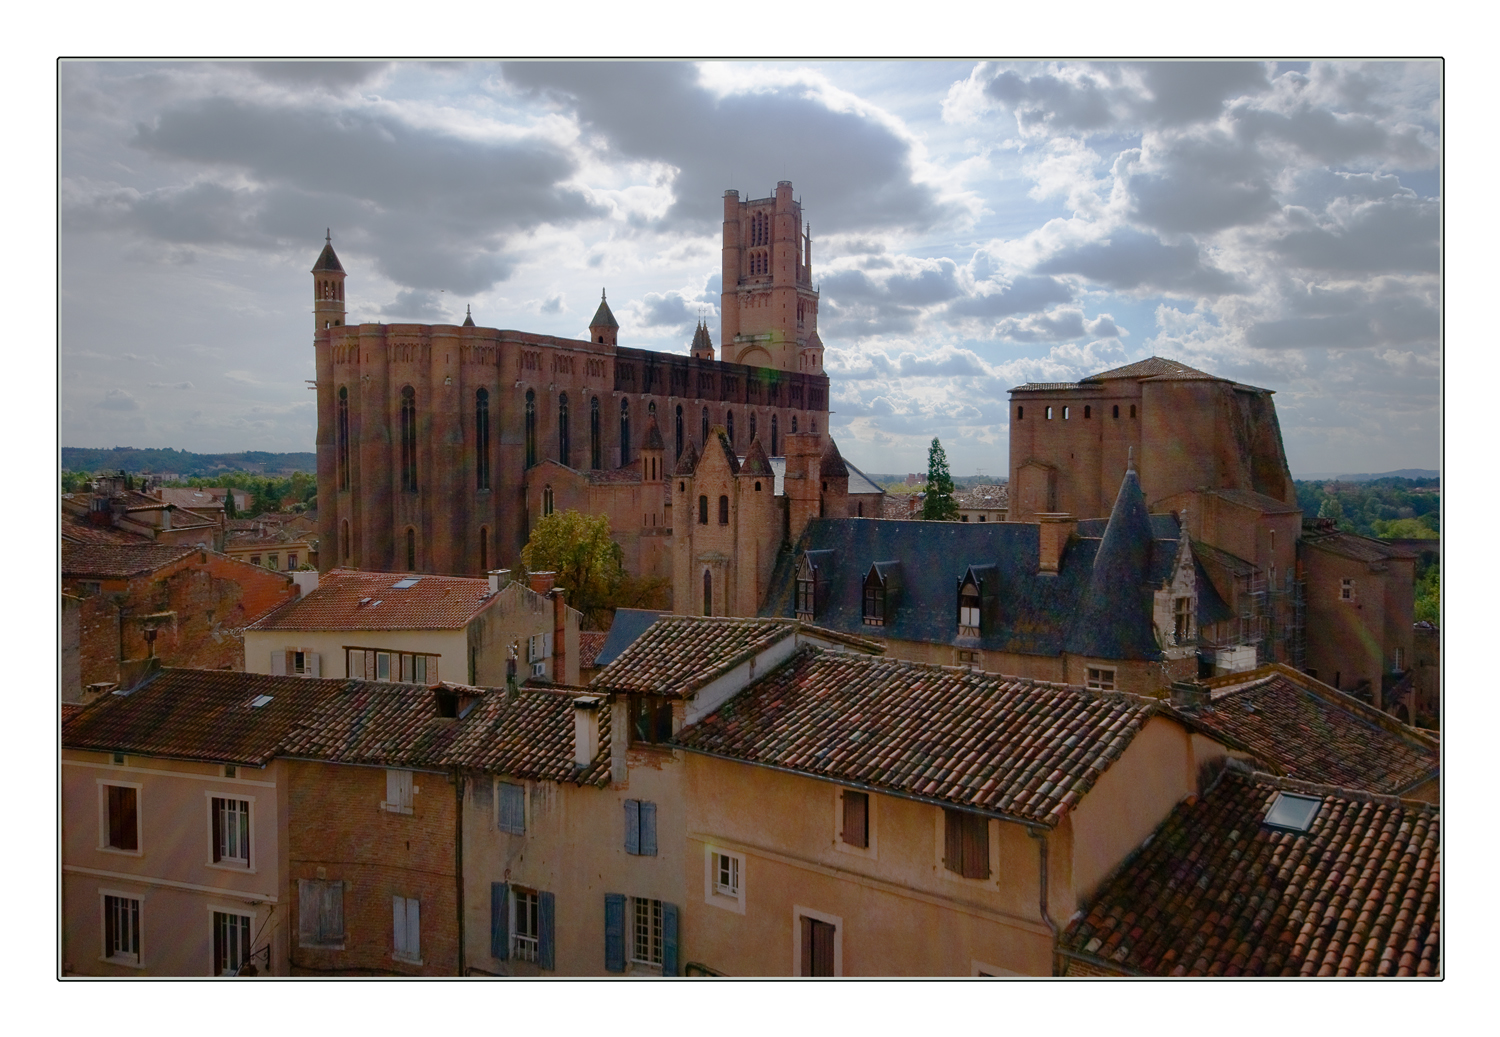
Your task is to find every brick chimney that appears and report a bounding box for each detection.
[528,570,557,595]
[1036,513,1076,574]
[573,694,603,767]
[550,587,567,685]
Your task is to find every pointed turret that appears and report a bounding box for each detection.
[710,425,741,475]
[690,320,715,361]
[674,436,700,476]
[311,229,344,273]
[740,436,772,477]
[818,437,848,479]
[642,413,665,452]
[311,229,347,332]
[589,289,619,346]
[462,305,475,327]
[1066,459,1161,661]
[819,437,849,518]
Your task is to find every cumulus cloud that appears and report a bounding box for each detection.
[100,389,139,410]
[1034,228,1239,295]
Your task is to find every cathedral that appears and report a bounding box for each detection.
[313,181,835,585]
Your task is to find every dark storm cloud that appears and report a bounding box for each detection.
[946,275,1073,318]
[1125,135,1278,234]
[1034,229,1239,295]
[1270,194,1438,274]
[500,62,955,234]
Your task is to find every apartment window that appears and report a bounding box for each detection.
[267,554,280,571]
[718,494,729,524]
[558,392,571,467]
[211,797,250,867]
[400,386,417,492]
[497,781,526,835]
[476,388,491,490]
[392,896,421,964]
[590,396,601,469]
[842,790,869,848]
[347,648,437,682]
[1174,597,1192,643]
[213,911,252,976]
[384,769,414,814]
[250,555,261,566]
[629,695,673,745]
[800,916,836,977]
[1086,667,1116,691]
[943,809,991,879]
[624,799,658,856]
[287,552,298,569]
[1341,578,1355,601]
[337,386,350,491]
[632,897,663,966]
[715,852,740,897]
[513,888,540,962]
[103,894,141,965]
[958,649,980,665]
[298,878,345,948]
[103,783,139,852]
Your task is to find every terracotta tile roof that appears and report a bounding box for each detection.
[1168,667,1438,795]
[441,686,612,786]
[1082,356,1216,382]
[62,702,85,723]
[590,615,795,698]
[881,494,922,519]
[249,568,496,631]
[62,542,198,578]
[277,680,480,769]
[578,631,609,670]
[954,484,1009,510]
[1011,381,1091,392]
[1204,487,1301,515]
[61,515,154,545]
[62,668,346,766]
[673,647,1158,826]
[594,608,670,668]
[1301,526,1415,563]
[1059,763,1440,976]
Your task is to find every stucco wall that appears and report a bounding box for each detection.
[245,628,468,681]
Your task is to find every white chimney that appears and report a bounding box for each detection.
[488,569,511,594]
[573,695,602,768]
[292,571,320,597]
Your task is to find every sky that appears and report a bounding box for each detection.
[59,60,1441,477]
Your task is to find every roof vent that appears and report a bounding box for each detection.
[358,597,372,606]
[249,694,273,708]
[1263,791,1321,832]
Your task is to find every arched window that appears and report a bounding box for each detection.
[1045,406,1053,420]
[336,386,350,491]
[524,389,537,468]
[749,412,757,444]
[475,388,491,490]
[1063,406,1070,420]
[558,393,570,468]
[771,414,779,456]
[479,526,489,572]
[400,386,417,492]
[791,416,798,434]
[698,494,708,524]
[718,495,729,525]
[958,576,981,632]
[703,569,712,617]
[1084,405,1091,419]
[701,406,709,446]
[675,404,684,460]
[543,485,554,517]
[619,398,631,467]
[340,520,350,561]
[590,397,601,470]
[406,527,416,571]
[727,411,735,448]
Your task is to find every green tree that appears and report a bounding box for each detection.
[922,438,958,521]
[521,510,627,627]
[223,488,237,519]
[1414,567,1440,625]
[1372,517,1438,540]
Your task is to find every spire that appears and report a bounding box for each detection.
[673,436,700,476]
[589,289,618,330]
[819,437,849,479]
[1128,445,1135,472]
[462,304,475,328]
[740,435,772,476]
[1065,464,1160,661]
[312,231,344,273]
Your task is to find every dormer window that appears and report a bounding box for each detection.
[796,557,817,619]
[1174,597,1192,643]
[863,572,885,627]
[958,577,981,634]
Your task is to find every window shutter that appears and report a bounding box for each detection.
[120,786,137,851]
[963,814,990,880]
[108,785,123,848]
[239,799,251,863]
[498,782,525,834]
[388,769,400,808]
[624,799,640,855]
[298,879,317,944]
[800,916,814,977]
[285,649,295,675]
[328,882,344,941]
[406,898,421,962]
[393,896,407,957]
[604,893,626,973]
[943,809,962,873]
[270,651,286,676]
[490,882,509,960]
[212,797,223,862]
[843,791,868,848]
[308,652,321,677]
[539,891,555,971]
[661,902,679,976]
[640,801,657,856]
[812,919,835,976]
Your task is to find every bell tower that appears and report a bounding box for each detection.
[312,230,346,333]
[719,181,822,373]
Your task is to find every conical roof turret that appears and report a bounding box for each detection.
[740,436,772,476]
[691,320,713,352]
[311,229,344,273]
[1065,459,1160,660]
[642,413,665,451]
[589,289,619,330]
[462,305,475,327]
[674,436,700,476]
[819,437,849,478]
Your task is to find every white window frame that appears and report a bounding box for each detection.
[1085,667,1116,691]
[204,791,257,872]
[207,904,256,976]
[97,779,143,857]
[791,905,843,977]
[1341,577,1355,602]
[703,845,746,914]
[833,786,878,860]
[511,887,540,963]
[972,959,1021,977]
[392,895,422,965]
[629,896,664,967]
[383,769,415,814]
[496,779,527,835]
[99,887,145,969]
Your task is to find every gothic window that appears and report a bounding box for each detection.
[701,407,709,446]
[727,411,735,448]
[620,398,631,467]
[558,393,570,468]
[543,485,554,517]
[337,386,350,491]
[698,495,708,524]
[771,415,779,456]
[718,495,729,525]
[476,389,491,490]
[400,386,417,492]
[525,389,537,468]
[480,527,489,572]
[675,405,684,460]
[703,570,712,617]
[340,520,350,561]
[406,527,416,571]
[590,396,601,470]
[749,412,757,444]
[1174,597,1192,643]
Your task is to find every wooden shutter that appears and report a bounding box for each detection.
[108,785,124,848]
[213,911,225,976]
[298,879,318,944]
[943,809,963,873]
[962,813,990,880]
[393,896,407,957]
[842,791,868,848]
[270,651,286,676]
[640,801,657,856]
[604,893,626,973]
[490,882,509,960]
[212,797,224,862]
[307,652,321,677]
[325,881,344,941]
[498,782,524,834]
[812,919,835,976]
[624,799,640,855]
[800,916,814,976]
[661,902,679,976]
[539,891,555,971]
[118,786,137,851]
[406,898,421,962]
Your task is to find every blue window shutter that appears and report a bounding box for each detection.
[641,801,657,857]
[662,902,679,976]
[624,799,640,855]
[604,893,626,973]
[491,882,509,960]
[539,891,555,971]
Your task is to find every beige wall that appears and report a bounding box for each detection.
[62,750,291,976]
[245,628,469,681]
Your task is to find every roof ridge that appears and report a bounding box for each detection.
[1220,757,1437,811]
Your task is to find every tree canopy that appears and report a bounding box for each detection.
[519,510,669,629]
[921,438,958,521]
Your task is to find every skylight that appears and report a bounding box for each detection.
[391,577,421,589]
[249,694,274,708]
[1263,792,1321,832]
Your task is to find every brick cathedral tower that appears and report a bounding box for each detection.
[720,181,823,374]
[311,230,346,332]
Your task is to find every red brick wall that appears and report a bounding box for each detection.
[286,760,459,976]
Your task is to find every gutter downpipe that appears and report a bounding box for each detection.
[1028,827,1060,976]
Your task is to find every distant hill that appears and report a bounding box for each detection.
[62,447,316,477]
[1293,469,1439,482]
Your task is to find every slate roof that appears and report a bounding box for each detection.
[62,542,198,579]
[843,459,884,497]
[62,668,346,766]
[589,290,619,329]
[1301,525,1415,564]
[591,615,794,697]
[442,686,612,786]
[643,414,665,451]
[311,234,344,273]
[1168,667,1439,795]
[1059,763,1440,976]
[673,647,1159,826]
[248,568,496,631]
[594,608,670,669]
[1068,468,1161,660]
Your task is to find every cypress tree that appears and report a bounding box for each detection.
[922,438,959,521]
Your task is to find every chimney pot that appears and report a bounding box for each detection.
[528,570,557,595]
[1036,513,1076,574]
